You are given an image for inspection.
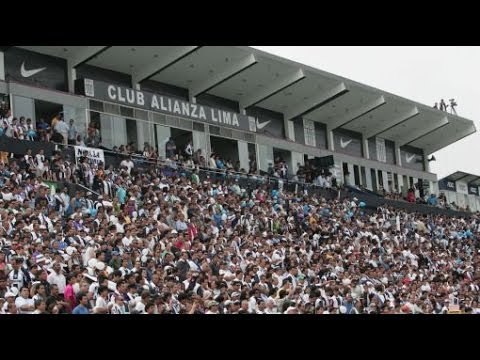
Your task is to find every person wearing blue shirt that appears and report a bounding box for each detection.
[72,292,90,314]
[427,194,438,206]
[116,184,127,205]
[216,157,225,170]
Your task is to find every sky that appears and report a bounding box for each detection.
[253,46,480,179]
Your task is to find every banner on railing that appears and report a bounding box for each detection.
[74,146,105,167]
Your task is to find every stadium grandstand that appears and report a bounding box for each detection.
[0,46,478,314]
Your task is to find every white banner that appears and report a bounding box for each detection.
[74,146,105,167]
[376,137,386,163]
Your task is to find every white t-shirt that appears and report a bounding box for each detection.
[15,297,34,314]
[135,301,146,314]
[120,160,134,174]
[94,296,109,313]
[47,272,66,294]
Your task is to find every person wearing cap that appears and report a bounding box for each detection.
[205,300,219,314]
[2,290,16,314]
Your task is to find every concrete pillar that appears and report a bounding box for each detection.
[365,167,373,190]
[291,151,304,175]
[413,177,419,197]
[237,140,250,172]
[67,61,77,93]
[395,144,402,166]
[257,144,274,172]
[12,95,35,122]
[382,171,390,192]
[192,130,206,157]
[397,174,404,194]
[424,155,430,172]
[285,119,295,142]
[0,51,5,81]
[363,138,370,159]
[347,163,355,186]
[327,126,335,151]
[156,124,171,159]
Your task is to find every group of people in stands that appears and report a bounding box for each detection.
[1,131,480,314]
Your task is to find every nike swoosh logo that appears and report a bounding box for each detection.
[340,138,353,149]
[256,119,271,130]
[21,61,46,78]
[406,154,415,163]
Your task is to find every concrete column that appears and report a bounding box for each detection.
[382,171,390,192]
[156,125,171,159]
[363,138,370,159]
[424,155,430,172]
[413,177,419,197]
[397,174,404,195]
[67,61,77,93]
[327,126,335,151]
[285,119,295,141]
[237,140,250,172]
[257,144,274,172]
[192,130,206,156]
[112,116,127,148]
[347,163,355,186]
[365,167,373,190]
[12,95,35,122]
[0,51,5,81]
[291,151,304,175]
[395,144,402,166]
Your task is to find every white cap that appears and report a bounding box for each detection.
[87,258,98,268]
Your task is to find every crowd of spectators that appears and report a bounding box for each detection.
[1,141,480,314]
[1,109,479,314]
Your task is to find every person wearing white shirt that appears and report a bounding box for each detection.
[94,286,111,314]
[55,119,69,145]
[120,157,134,175]
[47,262,67,295]
[15,286,35,314]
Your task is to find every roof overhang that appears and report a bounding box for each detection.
[15,46,477,153]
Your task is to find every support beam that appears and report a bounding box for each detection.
[362,138,369,159]
[0,51,4,81]
[399,116,449,146]
[285,82,348,120]
[190,54,257,97]
[239,69,306,109]
[419,124,476,155]
[396,144,402,166]
[67,64,76,93]
[69,46,111,68]
[330,96,386,131]
[132,46,200,84]
[364,106,418,139]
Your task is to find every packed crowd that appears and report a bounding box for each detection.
[1,142,480,315]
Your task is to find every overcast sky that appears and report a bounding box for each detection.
[253,46,480,179]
